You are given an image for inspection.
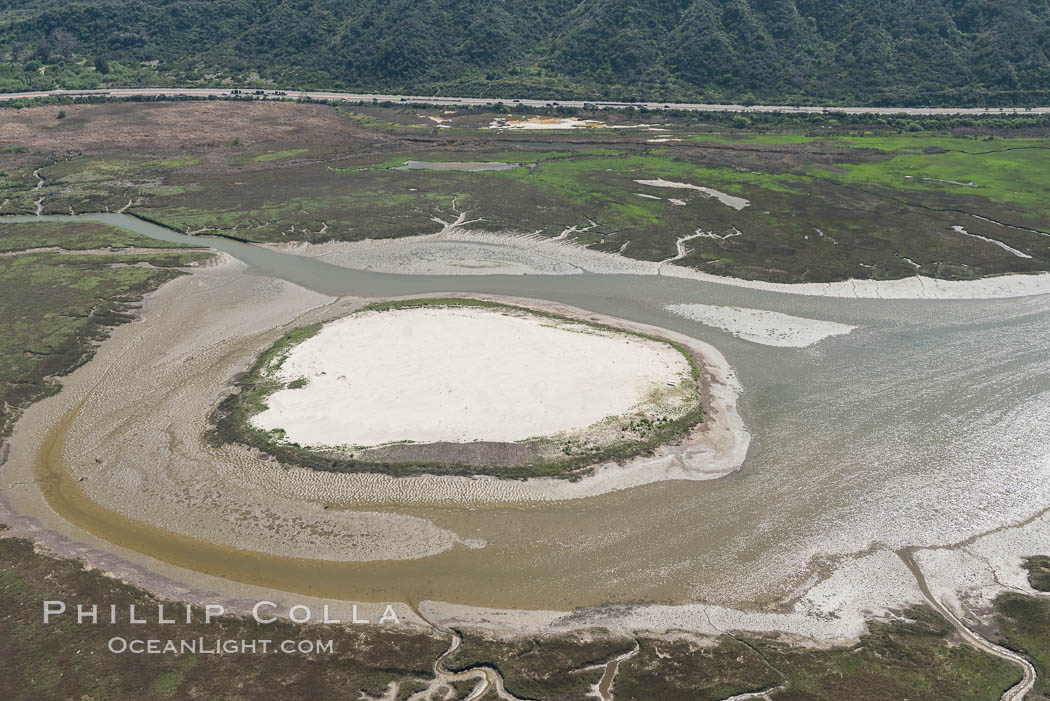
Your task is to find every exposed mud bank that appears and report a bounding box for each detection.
[2,217,1049,653]
[0,253,750,616]
[268,230,1050,300]
[0,255,477,563]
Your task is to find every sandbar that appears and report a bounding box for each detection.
[666,304,858,347]
[252,305,693,447]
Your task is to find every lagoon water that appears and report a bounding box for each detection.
[6,212,1050,608]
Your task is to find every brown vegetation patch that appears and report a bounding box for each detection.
[0,101,384,155]
[358,440,540,469]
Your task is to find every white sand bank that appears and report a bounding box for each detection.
[666,304,857,347]
[252,306,691,447]
[488,116,606,130]
[267,231,649,276]
[268,231,1050,299]
[634,178,751,210]
[663,266,1050,299]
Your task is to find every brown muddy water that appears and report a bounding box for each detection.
[6,213,1050,611]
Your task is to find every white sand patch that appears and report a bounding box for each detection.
[634,178,750,210]
[268,233,1050,299]
[648,137,682,142]
[668,198,686,206]
[252,306,691,447]
[266,231,653,276]
[951,225,1032,258]
[667,304,857,347]
[488,116,606,130]
[661,265,1050,299]
[636,192,662,200]
[420,115,451,127]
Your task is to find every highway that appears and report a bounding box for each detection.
[2,86,1048,115]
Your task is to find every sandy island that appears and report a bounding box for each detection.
[252,305,695,450]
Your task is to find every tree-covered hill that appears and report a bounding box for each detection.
[1,0,1049,105]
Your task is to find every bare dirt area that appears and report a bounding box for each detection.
[0,100,387,156]
[673,137,893,173]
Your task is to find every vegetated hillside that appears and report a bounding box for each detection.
[1,0,1049,105]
